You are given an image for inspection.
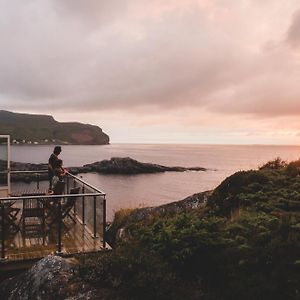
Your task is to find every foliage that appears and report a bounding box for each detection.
[259,157,287,170]
[78,246,203,300]
[78,158,300,300]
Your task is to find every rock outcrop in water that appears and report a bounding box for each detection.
[0,157,208,183]
[73,157,207,174]
[0,160,49,183]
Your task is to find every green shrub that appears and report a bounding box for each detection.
[259,158,287,170]
[78,158,300,299]
[78,245,204,300]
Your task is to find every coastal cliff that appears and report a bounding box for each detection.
[0,110,109,145]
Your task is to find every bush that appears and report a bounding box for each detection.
[78,158,300,300]
[259,158,287,170]
[78,245,203,300]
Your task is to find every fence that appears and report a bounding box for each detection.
[0,170,106,261]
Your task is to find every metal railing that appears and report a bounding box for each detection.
[0,170,107,260]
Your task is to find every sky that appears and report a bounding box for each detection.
[1,0,300,144]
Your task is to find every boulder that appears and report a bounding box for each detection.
[0,255,96,300]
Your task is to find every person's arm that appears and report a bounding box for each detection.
[61,166,67,176]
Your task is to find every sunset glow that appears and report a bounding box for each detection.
[1,1,300,144]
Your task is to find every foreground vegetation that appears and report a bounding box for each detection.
[78,158,300,299]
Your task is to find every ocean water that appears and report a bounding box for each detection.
[3,144,300,220]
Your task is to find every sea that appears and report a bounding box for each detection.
[3,144,300,220]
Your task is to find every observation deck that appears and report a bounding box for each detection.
[0,135,108,272]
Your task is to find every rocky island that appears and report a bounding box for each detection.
[70,157,207,174]
[0,157,207,183]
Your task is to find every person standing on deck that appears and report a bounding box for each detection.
[48,145,62,192]
[51,158,66,193]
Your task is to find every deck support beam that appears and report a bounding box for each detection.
[1,204,6,260]
[81,186,85,225]
[55,198,63,254]
[92,196,98,239]
[102,197,106,248]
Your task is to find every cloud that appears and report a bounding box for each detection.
[0,0,300,128]
[286,8,300,48]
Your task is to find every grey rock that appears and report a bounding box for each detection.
[107,190,212,247]
[81,157,207,175]
[0,255,97,300]
[0,157,208,183]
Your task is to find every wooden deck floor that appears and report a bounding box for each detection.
[1,182,106,267]
[2,216,104,262]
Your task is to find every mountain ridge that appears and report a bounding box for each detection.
[0,110,109,145]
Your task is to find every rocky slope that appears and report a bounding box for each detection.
[106,190,212,247]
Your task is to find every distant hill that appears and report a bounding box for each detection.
[0,110,109,145]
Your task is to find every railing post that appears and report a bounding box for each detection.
[37,173,40,190]
[56,198,63,254]
[66,176,70,194]
[103,196,106,248]
[92,195,97,238]
[82,186,85,225]
[1,203,6,260]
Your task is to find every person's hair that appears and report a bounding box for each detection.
[53,145,62,155]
